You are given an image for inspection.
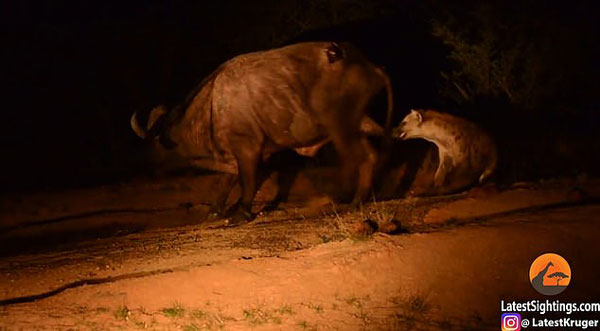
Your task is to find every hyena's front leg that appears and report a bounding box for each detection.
[433,154,452,188]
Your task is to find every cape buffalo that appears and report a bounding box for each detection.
[131,42,393,223]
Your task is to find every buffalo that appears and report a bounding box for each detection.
[131,42,393,223]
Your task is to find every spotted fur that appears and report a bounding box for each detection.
[394,109,497,193]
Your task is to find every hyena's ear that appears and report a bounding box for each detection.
[410,109,423,124]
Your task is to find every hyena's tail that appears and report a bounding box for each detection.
[479,167,494,184]
[479,149,498,184]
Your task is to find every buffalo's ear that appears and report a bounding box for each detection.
[326,42,344,63]
[410,109,423,125]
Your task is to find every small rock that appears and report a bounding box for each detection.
[352,219,378,237]
[378,219,403,234]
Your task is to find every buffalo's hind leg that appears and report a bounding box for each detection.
[207,173,238,219]
[352,137,377,207]
[330,132,377,210]
[228,141,262,225]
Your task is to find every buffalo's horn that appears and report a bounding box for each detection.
[130,112,148,139]
[147,105,167,131]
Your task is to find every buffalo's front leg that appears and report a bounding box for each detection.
[229,142,262,224]
[260,166,300,212]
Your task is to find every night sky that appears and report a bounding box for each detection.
[1,0,598,192]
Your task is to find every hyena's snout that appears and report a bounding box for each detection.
[392,123,407,139]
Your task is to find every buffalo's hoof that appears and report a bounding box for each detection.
[207,211,223,220]
[226,209,253,226]
[348,199,363,212]
[207,203,227,220]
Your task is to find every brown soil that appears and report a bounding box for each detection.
[1,175,599,330]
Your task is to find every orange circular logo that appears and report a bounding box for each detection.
[529,253,571,295]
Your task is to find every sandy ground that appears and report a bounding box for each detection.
[0,174,599,330]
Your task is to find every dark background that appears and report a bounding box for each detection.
[1,0,598,193]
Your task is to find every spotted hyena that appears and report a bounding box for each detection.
[394,109,497,194]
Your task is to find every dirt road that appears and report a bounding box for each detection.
[1,178,599,330]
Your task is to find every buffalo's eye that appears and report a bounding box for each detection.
[326,42,344,63]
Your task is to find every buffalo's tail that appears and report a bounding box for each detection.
[375,66,394,149]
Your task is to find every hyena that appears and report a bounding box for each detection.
[394,109,497,194]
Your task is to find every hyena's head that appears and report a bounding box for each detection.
[394,109,429,140]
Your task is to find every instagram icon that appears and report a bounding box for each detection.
[501,313,521,331]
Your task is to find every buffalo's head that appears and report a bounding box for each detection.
[130,105,177,148]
